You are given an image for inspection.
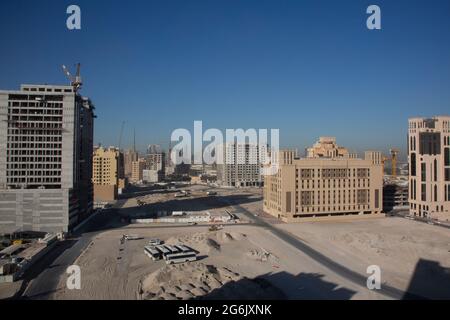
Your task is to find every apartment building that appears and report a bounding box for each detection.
[217,143,267,187]
[263,138,383,222]
[0,84,95,233]
[145,149,165,182]
[408,116,450,221]
[124,149,138,178]
[92,146,123,201]
[131,158,145,183]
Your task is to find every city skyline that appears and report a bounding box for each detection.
[1,0,450,304]
[1,0,450,157]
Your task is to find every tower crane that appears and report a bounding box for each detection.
[390,148,400,178]
[62,63,82,92]
[381,148,400,177]
[118,121,125,150]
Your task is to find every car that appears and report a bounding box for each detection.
[148,238,163,245]
[123,234,142,240]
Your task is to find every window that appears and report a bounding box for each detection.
[421,163,426,182]
[375,189,379,209]
[445,147,450,166]
[434,159,438,181]
[421,183,426,201]
[410,153,416,176]
[419,132,441,155]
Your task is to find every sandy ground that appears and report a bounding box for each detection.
[51,225,387,300]
[0,281,22,300]
[277,217,450,299]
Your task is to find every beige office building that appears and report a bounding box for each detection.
[263,138,383,222]
[92,146,122,202]
[408,116,450,221]
[131,159,145,183]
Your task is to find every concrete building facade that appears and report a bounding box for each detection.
[263,138,383,222]
[142,169,160,183]
[217,143,267,187]
[145,151,165,182]
[0,84,95,233]
[383,182,409,212]
[408,116,450,221]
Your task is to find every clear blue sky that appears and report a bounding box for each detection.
[1,0,449,159]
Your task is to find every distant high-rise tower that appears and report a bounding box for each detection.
[217,142,267,187]
[145,144,165,182]
[408,116,450,221]
[0,84,95,233]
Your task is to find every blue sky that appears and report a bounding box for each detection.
[1,0,449,159]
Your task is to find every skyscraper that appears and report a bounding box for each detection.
[0,84,95,233]
[408,116,450,221]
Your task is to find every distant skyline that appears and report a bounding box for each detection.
[1,0,450,160]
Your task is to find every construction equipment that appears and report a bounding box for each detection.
[62,63,82,92]
[118,121,125,150]
[390,148,400,177]
[381,148,400,177]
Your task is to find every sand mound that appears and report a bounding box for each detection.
[141,262,284,300]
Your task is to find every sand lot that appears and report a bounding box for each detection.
[277,217,450,299]
[51,225,387,300]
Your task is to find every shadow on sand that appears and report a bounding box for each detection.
[195,271,356,300]
[403,259,450,300]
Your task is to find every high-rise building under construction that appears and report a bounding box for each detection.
[0,84,95,233]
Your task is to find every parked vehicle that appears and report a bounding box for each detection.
[165,251,197,264]
[123,234,142,240]
[174,192,187,198]
[144,246,162,261]
[148,238,163,246]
